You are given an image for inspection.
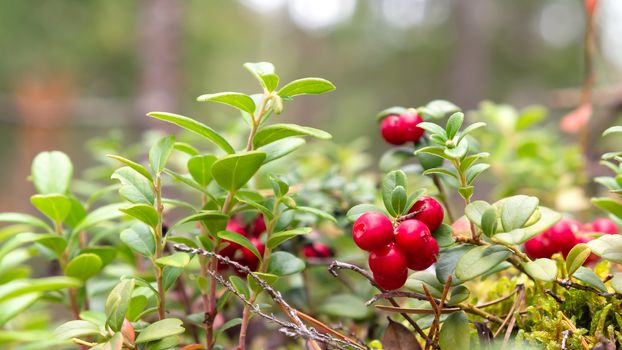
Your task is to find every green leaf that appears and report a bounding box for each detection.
[149,135,176,174]
[573,266,608,293]
[435,245,473,285]
[415,151,444,171]
[229,276,250,299]
[494,207,561,244]
[135,318,185,344]
[30,194,71,222]
[268,174,289,197]
[111,167,154,205]
[72,203,126,233]
[415,122,446,137]
[603,126,622,136]
[432,224,455,248]
[211,151,266,192]
[459,122,486,140]
[414,146,453,161]
[447,286,470,306]
[382,170,407,217]
[500,195,539,231]
[268,228,312,249]
[120,204,159,228]
[444,139,469,159]
[439,311,470,350]
[0,294,40,326]
[587,234,622,263]
[163,169,209,195]
[445,112,464,139]
[64,197,87,229]
[418,100,461,120]
[345,204,388,221]
[295,206,337,223]
[267,251,305,276]
[455,245,511,281]
[55,320,101,340]
[218,231,261,260]
[31,151,73,195]
[465,163,490,185]
[258,137,306,164]
[247,272,279,295]
[0,277,82,303]
[120,224,155,257]
[319,294,369,320]
[196,92,256,114]
[106,154,153,182]
[405,272,445,297]
[610,273,622,293]
[235,196,274,220]
[65,253,103,281]
[391,186,408,215]
[243,62,279,92]
[81,247,117,266]
[422,167,458,179]
[147,112,235,154]
[278,78,335,98]
[253,123,331,148]
[566,243,591,276]
[105,279,135,332]
[592,198,622,220]
[480,207,498,237]
[156,252,191,268]
[173,211,228,235]
[523,258,557,281]
[0,213,51,231]
[464,201,491,227]
[173,142,199,156]
[187,155,217,187]
[0,233,66,262]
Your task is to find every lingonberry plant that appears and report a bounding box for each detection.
[2,62,622,350]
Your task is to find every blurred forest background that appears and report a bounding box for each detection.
[1,0,622,213]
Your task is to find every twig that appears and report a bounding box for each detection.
[544,289,564,304]
[174,244,365,350]
[556,279,622,298]
[431,276,452,347]
[328,261,435,347]
[561,330,571,350]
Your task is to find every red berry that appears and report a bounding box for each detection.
[409,197,444,232]
[397,110,424,143]
[352,212,394,251]
[303,242,333,258]
[394,219,431,255]
[368,243,407,278]
[373,269,408,290]
[547,219,579,256]
[380,115,407,145]
[248,215,267,237]
[406,238,439,271]
[591,218,618,235]
[524,234,554,259]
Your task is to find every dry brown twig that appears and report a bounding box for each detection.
[173,244,367,350]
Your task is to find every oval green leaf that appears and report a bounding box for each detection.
[211,151,267,192]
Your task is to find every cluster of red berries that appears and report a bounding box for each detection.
[352,197,444,290]
[380,109,425,145]
[302,241,333,259]
[525,217,618,264]
[219,215,267,271]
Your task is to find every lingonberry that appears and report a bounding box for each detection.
[397,110,424,143]
[394,219,431,255]
[303,242,333,258]
[248,214,267,237]
[546,219,580,256]
[409,196,444,232]
[405,238,439,271]
[352,212,394,251]
[380,114,406,145]
[524,234,554,260]
[373,269,408,290]
[368,243,407,278]
[590,218,618,235]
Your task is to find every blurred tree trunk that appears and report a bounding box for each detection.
[448,0,492,109]
[135,0,183,127]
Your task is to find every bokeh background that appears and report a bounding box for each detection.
[1,0,622,212]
